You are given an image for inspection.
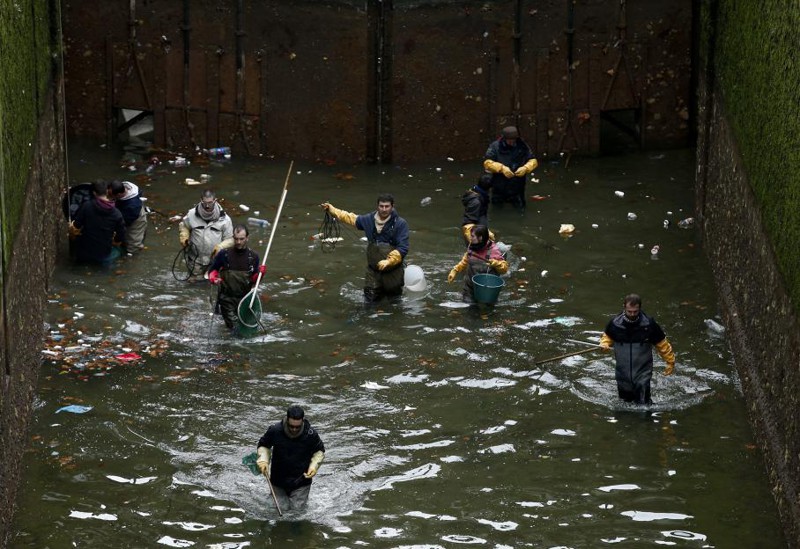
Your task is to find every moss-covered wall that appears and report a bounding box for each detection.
[713,2,800,309]
[0,0,66,547]
[0,0,56,254]
[696,0,800,546]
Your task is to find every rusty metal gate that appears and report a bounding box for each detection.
[62,0,693,163]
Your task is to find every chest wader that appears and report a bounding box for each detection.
[364,242,404,302]
[613,341,654,405]
[463,256,498,303]
[219,270,252,330]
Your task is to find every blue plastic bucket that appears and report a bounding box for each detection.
[472,273,505,304]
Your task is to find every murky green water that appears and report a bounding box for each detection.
[11,142,786,547]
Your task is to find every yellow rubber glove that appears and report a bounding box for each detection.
[655,339,675,373]
[321,203,357,226]
[514,158,539,177]
[377,249,402,271]
[483,159,504,174]
[68,221,82,238]
[599,333,614,351]
[256,446,271,476]
[447,269,458,283]
[304,450,325,478]
[501,166,515,178]
[488,258,509,274]
[179,223,190,247]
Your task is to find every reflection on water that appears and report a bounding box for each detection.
[11,143,786,547]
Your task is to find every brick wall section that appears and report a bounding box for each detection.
[0,86,65,548]
[697,76,800,547]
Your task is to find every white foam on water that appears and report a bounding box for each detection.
[476,518,518,531]
[361,381,390,390]
[662,530,707,541]
[106,475,158,484]
[478,444,515,454]
[440,534,486,544]
[386,373,429,384]
[551,429,576,436]
[456,378,517,389]
[157,536,195,547]
[393,439,455,450]
[374,527,403,538]
[374,463,441,491]
[162,521,214,531]
[621,510,693,521]
[516,501,545,508]
[598,484,640,492]
[399,428,432,437]
[69,510,118,521]
[440,455,464,463]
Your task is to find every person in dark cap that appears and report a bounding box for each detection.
[68,180,126,266]
[483,125,538,210]
[460,173,495,244]
[256,405,326,512]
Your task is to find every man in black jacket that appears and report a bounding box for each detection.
[69,180,126,266]
[600,294,676,405]
[256,405,325,512]
[460,173,493,243]
[483,126,538,210]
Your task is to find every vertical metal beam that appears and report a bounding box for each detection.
[368,0,392,164]
[511,0,522,124]
[180,0,196,145]
[235,0,252,155]
[105,35,114,146]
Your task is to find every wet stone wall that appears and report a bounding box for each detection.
[697,79,800,547]
[0,88,66,548]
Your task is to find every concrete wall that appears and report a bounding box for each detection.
[61,0,694,161]
[696,1,800,545]
[0,0,66,545]
[0,87,66,547]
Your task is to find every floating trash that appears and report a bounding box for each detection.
[627,212,638,221]
[56,404,93,414]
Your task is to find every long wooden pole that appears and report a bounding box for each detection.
[534,346,602,365]
[262,471,283,516]
[248,161,293,306]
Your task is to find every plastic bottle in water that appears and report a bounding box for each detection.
[206,146,231,156]
[677,217,695,229]
[247,217,270,228]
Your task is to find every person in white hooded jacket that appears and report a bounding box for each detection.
[109,180,148,253]
[178,189,234,275]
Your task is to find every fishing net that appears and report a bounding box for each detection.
[237,290,263,334]
[171,243,203,281]
[318,211,341,252]
[242,452,260,475]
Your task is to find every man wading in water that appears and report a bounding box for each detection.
[321,193,410,303]
[599,293,676,405]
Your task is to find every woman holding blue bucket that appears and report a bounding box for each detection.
[447,225,508,303]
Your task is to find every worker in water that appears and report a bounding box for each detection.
[447,224,508,303]
[207,224,265,334]
[321,193,410,303]
[461,173,494,244]
[483,125,538,210]
[178,189,234,276]
[599,293,676,405]
[256,405,325,512]
[69,180,126,266]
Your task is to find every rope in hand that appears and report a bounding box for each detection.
[318,211,341,252]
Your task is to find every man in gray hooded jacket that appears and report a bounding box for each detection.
[178,189,233,275]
